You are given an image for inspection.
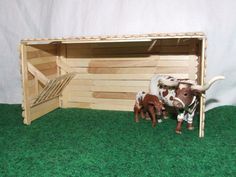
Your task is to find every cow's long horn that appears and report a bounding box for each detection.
[191,76,225,92]
[159,78,179,87]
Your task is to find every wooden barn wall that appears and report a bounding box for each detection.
[60,39,199,111]
[26,44,58,105]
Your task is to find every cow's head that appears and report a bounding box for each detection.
[159,76,225,109]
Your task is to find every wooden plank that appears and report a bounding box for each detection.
[68,97,134,105]
[91,103,133,111]
[67,84,148,92]
[27,44,58,52]
[74,73,189,80]
[93,80,150,87]
[199,39,206,138]
[188,56,198,80]
[74,66,190,74]
[91,86,148,93]
[93,92,136,100]
[29,56,57,65]
[67,44,190,57]
[68,91,93,98]
[66,55,192,60]
[21,44,31,124]
[68,91,136,101]
[41,68,58,77]
[27,62,49,85]
[27,48,57,59]
[66,59,190,68]
[67,41,152,49]
[62,102,91,108]
[34,62,57,71]
[30,97,59,122]
[57,59,75,73]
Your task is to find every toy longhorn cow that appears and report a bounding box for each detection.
[150,75,225,134]
[134,91,165,127]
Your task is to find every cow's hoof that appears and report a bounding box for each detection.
[157,119,163,123]
[175,130,182,134]
[187,126,194,131]
[163,116,169,119]
[145,117,151,121]
[152,124,156,128]
[187,123,194,130]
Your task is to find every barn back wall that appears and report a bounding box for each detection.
[0,0,235,110]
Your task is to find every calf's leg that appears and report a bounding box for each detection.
[134,106,140,122]
[148,106,157,127]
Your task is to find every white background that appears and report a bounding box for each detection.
[0,0,235,110]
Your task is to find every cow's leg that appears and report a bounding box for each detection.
[176,112,185,134]
[148,106,156,127]
[163,110,169,119]
[186,112,195,130]
[134,106,140,122]
[176,120,183,134]
[156,109,163,123]
[145,112,151,120]
[140,109,145,119]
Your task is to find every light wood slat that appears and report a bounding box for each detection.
[91,103,133,111]
[68,92,136,101]
[27,44,57,52]
[28,71,58,81]
[62,102,91,108]
[32,73,76,106]
[57,59,75,73]
[27,62,49,85]
[74,67,189,74]
[75,42,150,49]
[63,38,152,44]
[34,62,57,71]
[91,86,148,92]
[27,48,57,59]
[67,84,148,92]
[66,45,191,57]
[93,80,150,87]
[74,73,189,80]
[93,92,135,100]
[30,97,59,121]
[66,59,190,68]
[66,55,192,61]
[68,91,93,98]
[29,56,57,65]
[69,97,134,105]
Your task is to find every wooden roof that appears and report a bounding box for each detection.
[21,32,206,45]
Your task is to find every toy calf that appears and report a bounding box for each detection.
[134,91,164,127]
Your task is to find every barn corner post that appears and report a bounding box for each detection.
[20,42,31,125]
[199,37,207,138]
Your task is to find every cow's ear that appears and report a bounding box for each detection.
[192,89,204,96]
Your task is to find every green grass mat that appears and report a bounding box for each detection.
[0,104,235,177]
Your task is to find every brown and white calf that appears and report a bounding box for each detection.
[150,75,224,134]
[134,91,164,127]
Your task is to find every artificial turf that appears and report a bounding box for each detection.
[0,104,235,177]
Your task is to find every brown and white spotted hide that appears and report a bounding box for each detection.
[134,91,164,127]
[150,75,225,134]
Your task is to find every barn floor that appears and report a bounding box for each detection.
[0,104,235,177]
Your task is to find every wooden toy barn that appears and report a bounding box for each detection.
[20,32,207,137]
